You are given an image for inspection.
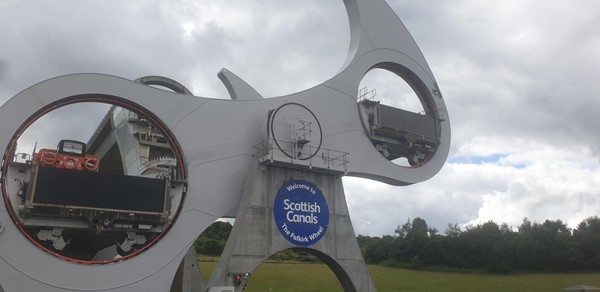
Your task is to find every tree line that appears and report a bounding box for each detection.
[358,216,600,273]
[196,216,600,273]
[194,221,321,263]
[195,221,232,256]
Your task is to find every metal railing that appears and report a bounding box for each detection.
[357,86,377,102]
[142,157,183,181]
[252,138,349,173]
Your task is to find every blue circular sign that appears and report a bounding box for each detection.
[273,180,329,246]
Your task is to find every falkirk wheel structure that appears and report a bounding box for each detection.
[0,0,450,291]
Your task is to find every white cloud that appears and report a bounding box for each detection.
[1,0,599,238]
[345,141,599,236]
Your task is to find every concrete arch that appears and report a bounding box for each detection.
[293,247,356,292]
[207,161,376,291]
[230,246,355,291]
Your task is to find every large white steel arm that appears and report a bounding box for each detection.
[0,0,449,291]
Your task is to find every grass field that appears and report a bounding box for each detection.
[198,258,600,291]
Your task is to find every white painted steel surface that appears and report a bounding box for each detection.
[0,0,449,290]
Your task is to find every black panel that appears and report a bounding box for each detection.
[33,167,166,213]
[378,104,437,138]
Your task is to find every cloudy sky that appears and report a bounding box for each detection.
[1,0,599,236]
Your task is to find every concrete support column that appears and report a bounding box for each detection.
[207,162,376,291]
[170,246,206,292]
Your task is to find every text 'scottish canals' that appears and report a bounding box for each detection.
[273,180,329,246]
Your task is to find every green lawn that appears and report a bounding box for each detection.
[198,258,600,291]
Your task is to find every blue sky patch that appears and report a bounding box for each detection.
[449,153,527,169]
[449,153,508,165]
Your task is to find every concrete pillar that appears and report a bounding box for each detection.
[207,162,376,291]
[170,246,206,292]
